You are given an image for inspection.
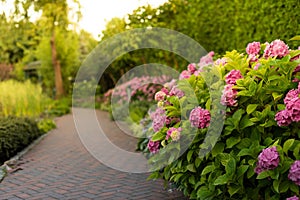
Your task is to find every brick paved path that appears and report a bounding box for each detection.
[0,109,186,200]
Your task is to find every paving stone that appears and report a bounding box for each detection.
[0,109,186,199]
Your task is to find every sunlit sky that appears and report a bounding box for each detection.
[0,0,169,40]
[79,0,169,39]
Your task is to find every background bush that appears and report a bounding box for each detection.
[0,116,43,164]
[0,80,49,117]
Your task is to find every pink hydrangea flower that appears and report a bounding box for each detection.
[286,98,300,122]
[150,108,166,132]
[154,91,166,101]
[179,70,191,80]
[263,39,289,58]
[147,140,160,153]
[225,70,243,85]
[160,87,169,95]
[169,86,184,98]
[249,54,259,62]
[166,127,182,141]
[275,110,292,126]
[187,63,197,74]
[214,58,227,66]
[246,41,261,55]
[284,88,299,105]
[164,79,176,90]
[198,51,214,69]
[287,196,299,200]
[288,160,300,186]
[165,117,180,126]
[221,84,238,107]
[189,107,211,129]
[255,146,280,174]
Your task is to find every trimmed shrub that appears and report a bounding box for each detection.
[0,116,43,164]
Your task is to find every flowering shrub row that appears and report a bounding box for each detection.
[140,39,300,199]
[104,75,171,104]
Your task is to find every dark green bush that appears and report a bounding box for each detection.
[0,116,43,164]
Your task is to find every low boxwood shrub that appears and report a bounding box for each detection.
[0,116,43,164]
[140,40,300,199]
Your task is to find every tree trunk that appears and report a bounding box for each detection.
[50,30,64,99]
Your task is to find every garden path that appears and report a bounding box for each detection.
[0,109,186,200]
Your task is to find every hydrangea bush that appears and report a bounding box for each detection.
[140,40,300,199]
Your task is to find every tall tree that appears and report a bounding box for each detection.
[10,0,80,98]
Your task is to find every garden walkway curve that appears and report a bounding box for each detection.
[0,109,185,199]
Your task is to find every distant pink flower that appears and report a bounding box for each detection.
[179,70,191,80]
[255,146,280,174]
[147,140,160,153]
[169,86,184,98]
[221,84,238,107]
[254,63,261,70]
[275,109,292,126]
[198,51,214,68]
[187,63,197,74]
[288,160,300,186]
[286,196,299,200]
[264,39,289,58]
[214,58,227,66]
[246,41,261,55]
[189,107,211,129]
[150,108,166,132]
[225,70,243,85]
[161,87,169,95]
[164,79,176,90]
[286,98,300,122]
[154,91,166,101]
[166,127,182,141]
[249,54,259,62]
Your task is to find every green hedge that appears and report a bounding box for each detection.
[0,116,43,164]
[129,0,299,54]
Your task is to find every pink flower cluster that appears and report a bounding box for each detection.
[189,107,211,129]
[288,160,300,186]
[179,52,215,79]
[104,75,171,103]
[225,70,243,85]
[275,83,300,126]
[246,41,261,62]
[287,196,299,200]
[169,86,185,98]
[286,195,300,200]
[147,140,160,154]
[246,41,261,55]
[221,84,238,107]
[255,146,280,174]
[166,127,182,141]
[154,91,166,101]
[264,39,289,58]
[214,58,227,66]
[150,107,166,132]
[221,70,242,107]
[198,51,214,68]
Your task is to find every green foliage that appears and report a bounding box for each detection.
[45,97,71,117]
[0,80,50,117]
[37,118,56,134]
[36,29,80,95]
[0,116,43,164]
[141,43,300,199]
